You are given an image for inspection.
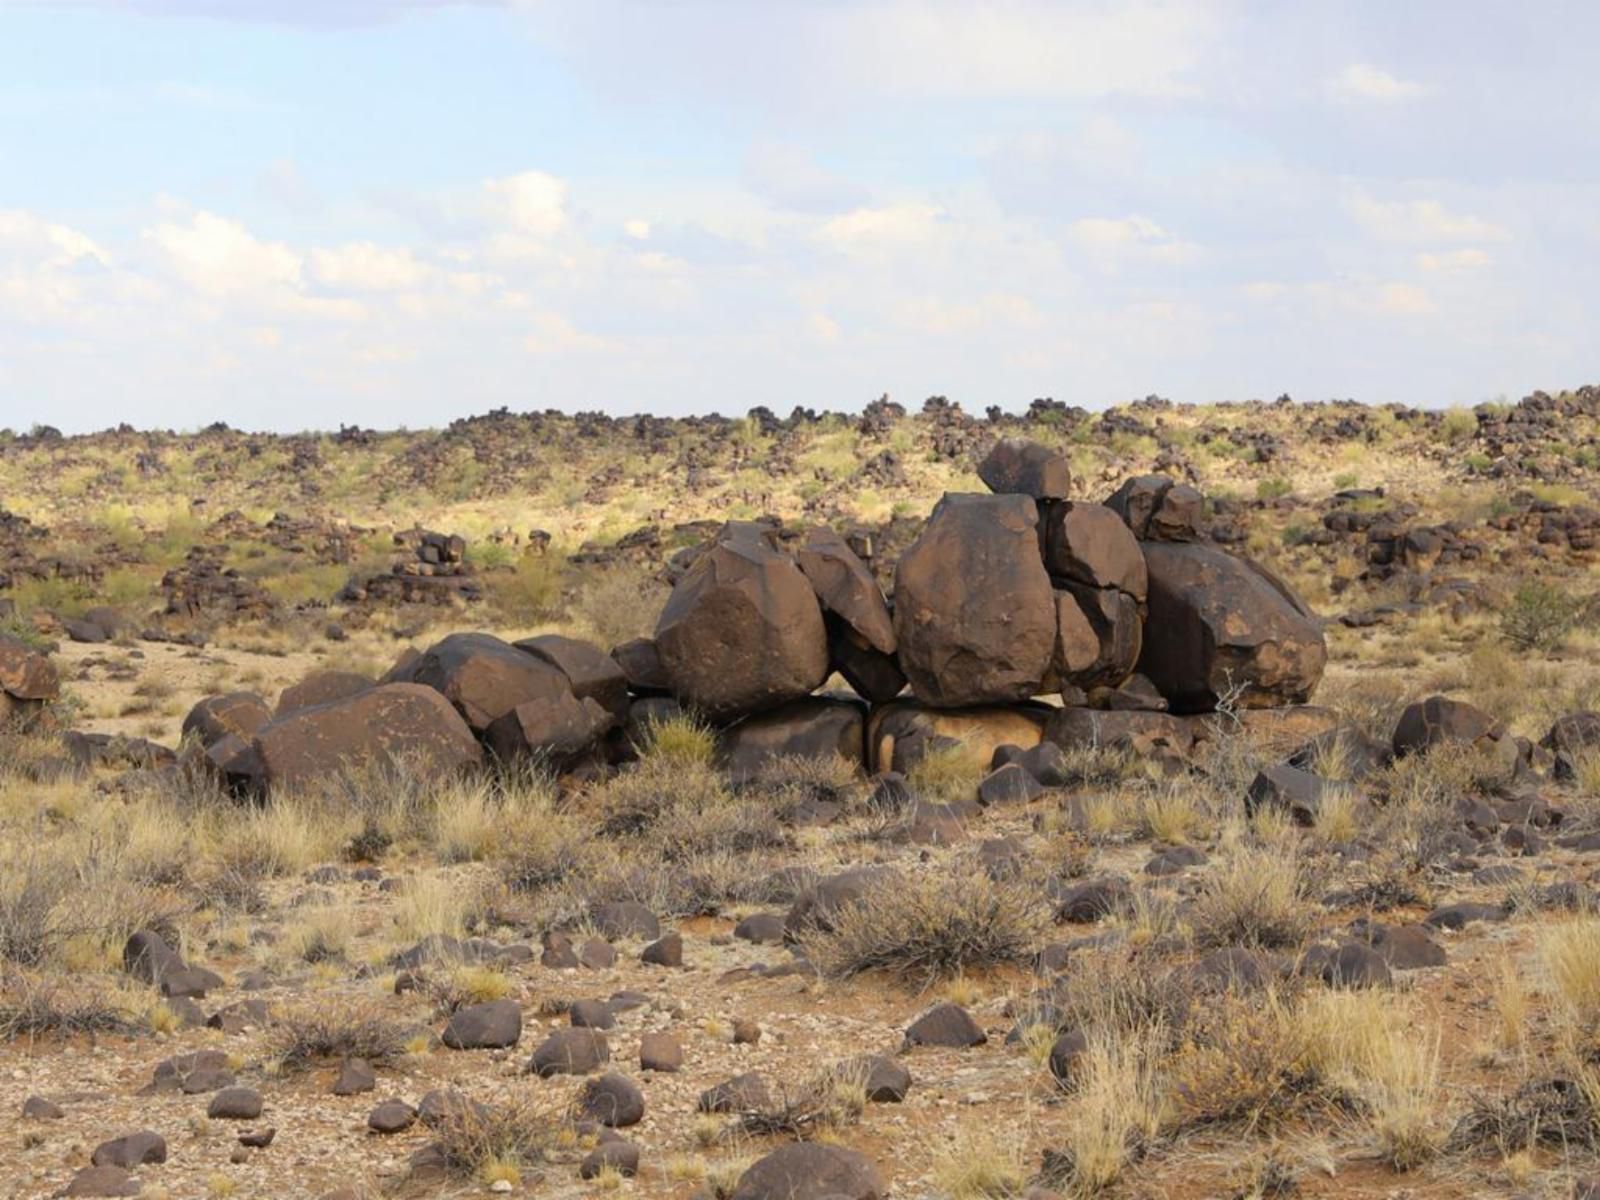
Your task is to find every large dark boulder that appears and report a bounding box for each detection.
[718,696,866,781]
[1106,475,1203,541]
[276,670,372,716]
[0,633,58,701]
[1053,585,1142,691]
[1043,502,1148,600]
[893,493,1056,706]
[655,523,829,719]
[729,1142,886,1200]
[408,632,571,734]
[515,634,629,724]
[1137,542,1326,713]
[249,683,482,791]
[977,438,1071,500]
[181,692,270,749]
[484,691,615,767]
[793,527,895,655]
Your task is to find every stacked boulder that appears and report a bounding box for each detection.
[174,438,1330,795]
[337,528,485,608]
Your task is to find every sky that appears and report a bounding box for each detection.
[1,1,1598,434]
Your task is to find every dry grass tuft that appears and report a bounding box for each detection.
[1192,846,1317,950]
[801,862,1048,984]
[271,998,407,1070]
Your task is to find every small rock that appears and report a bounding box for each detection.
[903,1002,986,1048]
[24,1095,65,1119]
[580,1140,641,1179]
[441,998,521,1050]
[331,1058,376,1095]
[91,1132,167,1169]
[641,932,683,967]
[367,1100,417,1134]
[575,1072,645,1127]
[207,1087,264,1120]
[639,1031,683,1072]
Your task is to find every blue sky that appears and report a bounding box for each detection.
[1,1,1598,433]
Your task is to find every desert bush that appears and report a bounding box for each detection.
[1501,580,1584,652]
[427,1092,559,1186]
[1193,846,1316,950]
[637,712,717,765]
[574,564,670,650]
[1169,989,1309,1129]
[284,905,353,964]
[1051,1025,1168,1196]
[0,971,141,1039]
[801,861,1048,983]
[1440,407,1479,443]
[272,998,408,1070]
[485,553,565,626]
[907,744,983,803]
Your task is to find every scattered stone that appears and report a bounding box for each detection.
[207,1087,264,1120]
[639,1031,683,1072]
[729,1142,886,1200]
[331,1058,376,1095]
[903,1002,987,1048]
[90,1132,167,1169]
[367,1100,417,1134]
[575,1072,645,1127]
[529,1028,610,1077]
[441,999,522,1050]
[640,932,683,967]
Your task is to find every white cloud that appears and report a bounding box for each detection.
[523,310,604,354]
[146,210,302,296]
[1069,215,1198,266]
[1417,247,1492,271]
[743,141,869,213]
[818,203,946,249]
[896,292,1041,335]
[1325,63,1427,104]
[309,243,429,292]
[0,210,109,268]
[483,170,568,237]
[1347,195,1507,243]
[1374,282,1433,315]
[623,219,651,240]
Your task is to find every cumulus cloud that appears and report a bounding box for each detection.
[818,204,946,251]
[1325,63,1427,104]
[1347,195,1508,243]
[309,243,429,292]
[482,170,568,238]
[1417,248,1492,272]
[1069,215,1198,267]
[743,141,869,214]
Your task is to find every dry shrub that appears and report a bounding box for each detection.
[573,564,669,650]
[0,971,141,1039]
[272,998,407,1070]
[1049,1025,1168,1197]
[1540,916,1600,1057]
[932,1127,1028,1199]
[1169,990,1311,1130]
[637,712,717,765]
[735,1068,867,1139]
[1449,1075,1600,1154]
[428,1091,560,1185]
[802,861,1048,984]
[1192,846,1317,950]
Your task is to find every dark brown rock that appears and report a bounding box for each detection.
[729,1142,885,1200]
[639,1031,683,1072]
[276,671,372,716]
[207,1087,263,1119]
[529,1028,610,1076]
[1138,542,1326,713]
[441,999,521,1050]
[515,634,629,724]
[181,692,270,749]
[1043,502,1147,600]
[90,1132,166,1168]
[248,683,481,791]
[718,696,866,781]
[903,1002,986,1048]
[408,631,571,733]
[893,494,1055,706]
[575,1072,645,1127]
[0,632,58,701]
[1105,475,1203,542]
[978,438,1071,500]
[655,523,829,719]
[794,526,896,654]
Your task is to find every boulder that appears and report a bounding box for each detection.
[1042,502,1148,600]
[827,617,907,703]
[181,692,270,749]
[893,493,1056,706]
[249,684,482,791]
[977,437,1071,500]
[0,633,58,701]
[866,699,1049,775]
[1393,696,1513,767]
[275,671,372,717]
[1053,585,1141,691]
[515,634,629,724]
[793,526,896,654]
[729,1143,886,1200]
[1105,475,1203,542]
[1044,707,1196,756]
[610,637,670,695]
[441,999,521,1050]
[1138,542,1326,713]
[408,632,571,733]
[655,523,829,719]
[484,691,614,766]
[718,696,867,781]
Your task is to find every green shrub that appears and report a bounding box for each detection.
[1440,408,1478,443]
[1256,478,1292,501]
[485,554,565,626]
[1500,581,1584,652]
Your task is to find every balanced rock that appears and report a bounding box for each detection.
[1138,542,1326,713]
[1106,475,1203,542]
[977,438,1071,500]
[893,494,1055,706]
[655,522,829,719]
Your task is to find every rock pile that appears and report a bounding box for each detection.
[177,439,1328,794]
[337,528,485,608]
